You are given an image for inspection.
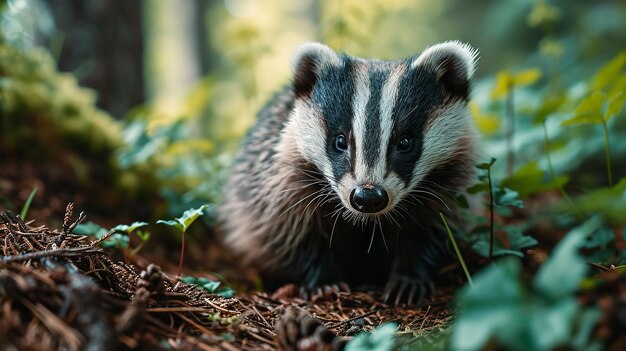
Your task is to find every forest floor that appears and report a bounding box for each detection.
[0,205,456,351]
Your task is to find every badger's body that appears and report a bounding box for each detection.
[220,42,478,303]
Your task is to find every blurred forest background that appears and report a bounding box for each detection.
[1,0,626,249]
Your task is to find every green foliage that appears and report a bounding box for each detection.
[179,275,235,298]
[0,39,123,157]
[569,178,626,226]
[74,221,149,252]
[157,204,209,233]
[74,221,128,250]
[452,217,603,351]
[471,226,538,259]
[500,161,568,199]
[491,68,542,99]
[345,323,397,351]
[465,158,537,260]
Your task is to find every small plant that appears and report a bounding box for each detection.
[179,275,235,298]
[561,91,624,187]
[471,158,496,259]
[345,323,397,351]
[74,221,149,262]
[157,204,209,277]
[19,188,37,220]
[452,216,604,351]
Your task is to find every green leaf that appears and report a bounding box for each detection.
[467,183,488,194]
[135,230,151,242]
[73,221,108,237]
[345,323,397,351]
[476,158,496,170]
[491,72,512,99]
[583,227,614,249]
[452,259,524,351]
[568,178,626,226]
[100,233,129,249]
[529,299,579,350]
[472,227,537,258]
[493,187,524,208]
[606,92,625,120]
[501,161,569,198]
[561,92,605,126]
[19,187,37,220]
[180,275,236,298]
[111,221,148,234]
[157,204,209,233]
[512,68,542,87]
[532,95,566,124]
[571,308,603,350]
[591,51,626,92]
[534,216,602,299]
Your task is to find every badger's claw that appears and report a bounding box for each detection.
[383,275,436,307]
[299,282,351,302]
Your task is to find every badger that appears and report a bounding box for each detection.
[219,41,478,305]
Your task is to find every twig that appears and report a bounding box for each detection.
[328,308,385,329]
[2,246,106,263]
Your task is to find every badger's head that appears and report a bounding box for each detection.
[284,42,478,222]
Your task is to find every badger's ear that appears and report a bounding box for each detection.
[411,41,478,100]
[292,42,342,99]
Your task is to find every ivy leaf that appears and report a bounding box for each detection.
[561,92,605,126]
[528,299,579,350]
[534,216,602,299]
[452,259,524,351]
[345,323,397,351]
[157,204,209,232]
[179,276,235,298]
[472,227,537,258]
[493,187,524,208]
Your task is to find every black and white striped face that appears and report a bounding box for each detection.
[288,42,478,219]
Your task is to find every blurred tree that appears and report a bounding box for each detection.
[42,0,145,118]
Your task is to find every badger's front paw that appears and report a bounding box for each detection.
[300,283,351,303]
[383,274,436,307]
[272,283,351,302]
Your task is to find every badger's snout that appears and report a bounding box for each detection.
[349,184,389,213]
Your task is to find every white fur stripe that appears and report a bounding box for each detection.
[373,65,406,182]
[351,66,371,183]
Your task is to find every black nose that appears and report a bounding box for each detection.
[350,184,389,213]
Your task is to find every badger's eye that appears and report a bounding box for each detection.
[335,134,348,151]
[397,136,412,152]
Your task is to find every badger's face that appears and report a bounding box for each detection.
[287,42,478,220]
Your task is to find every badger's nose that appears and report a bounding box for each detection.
[350,184,389,213]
